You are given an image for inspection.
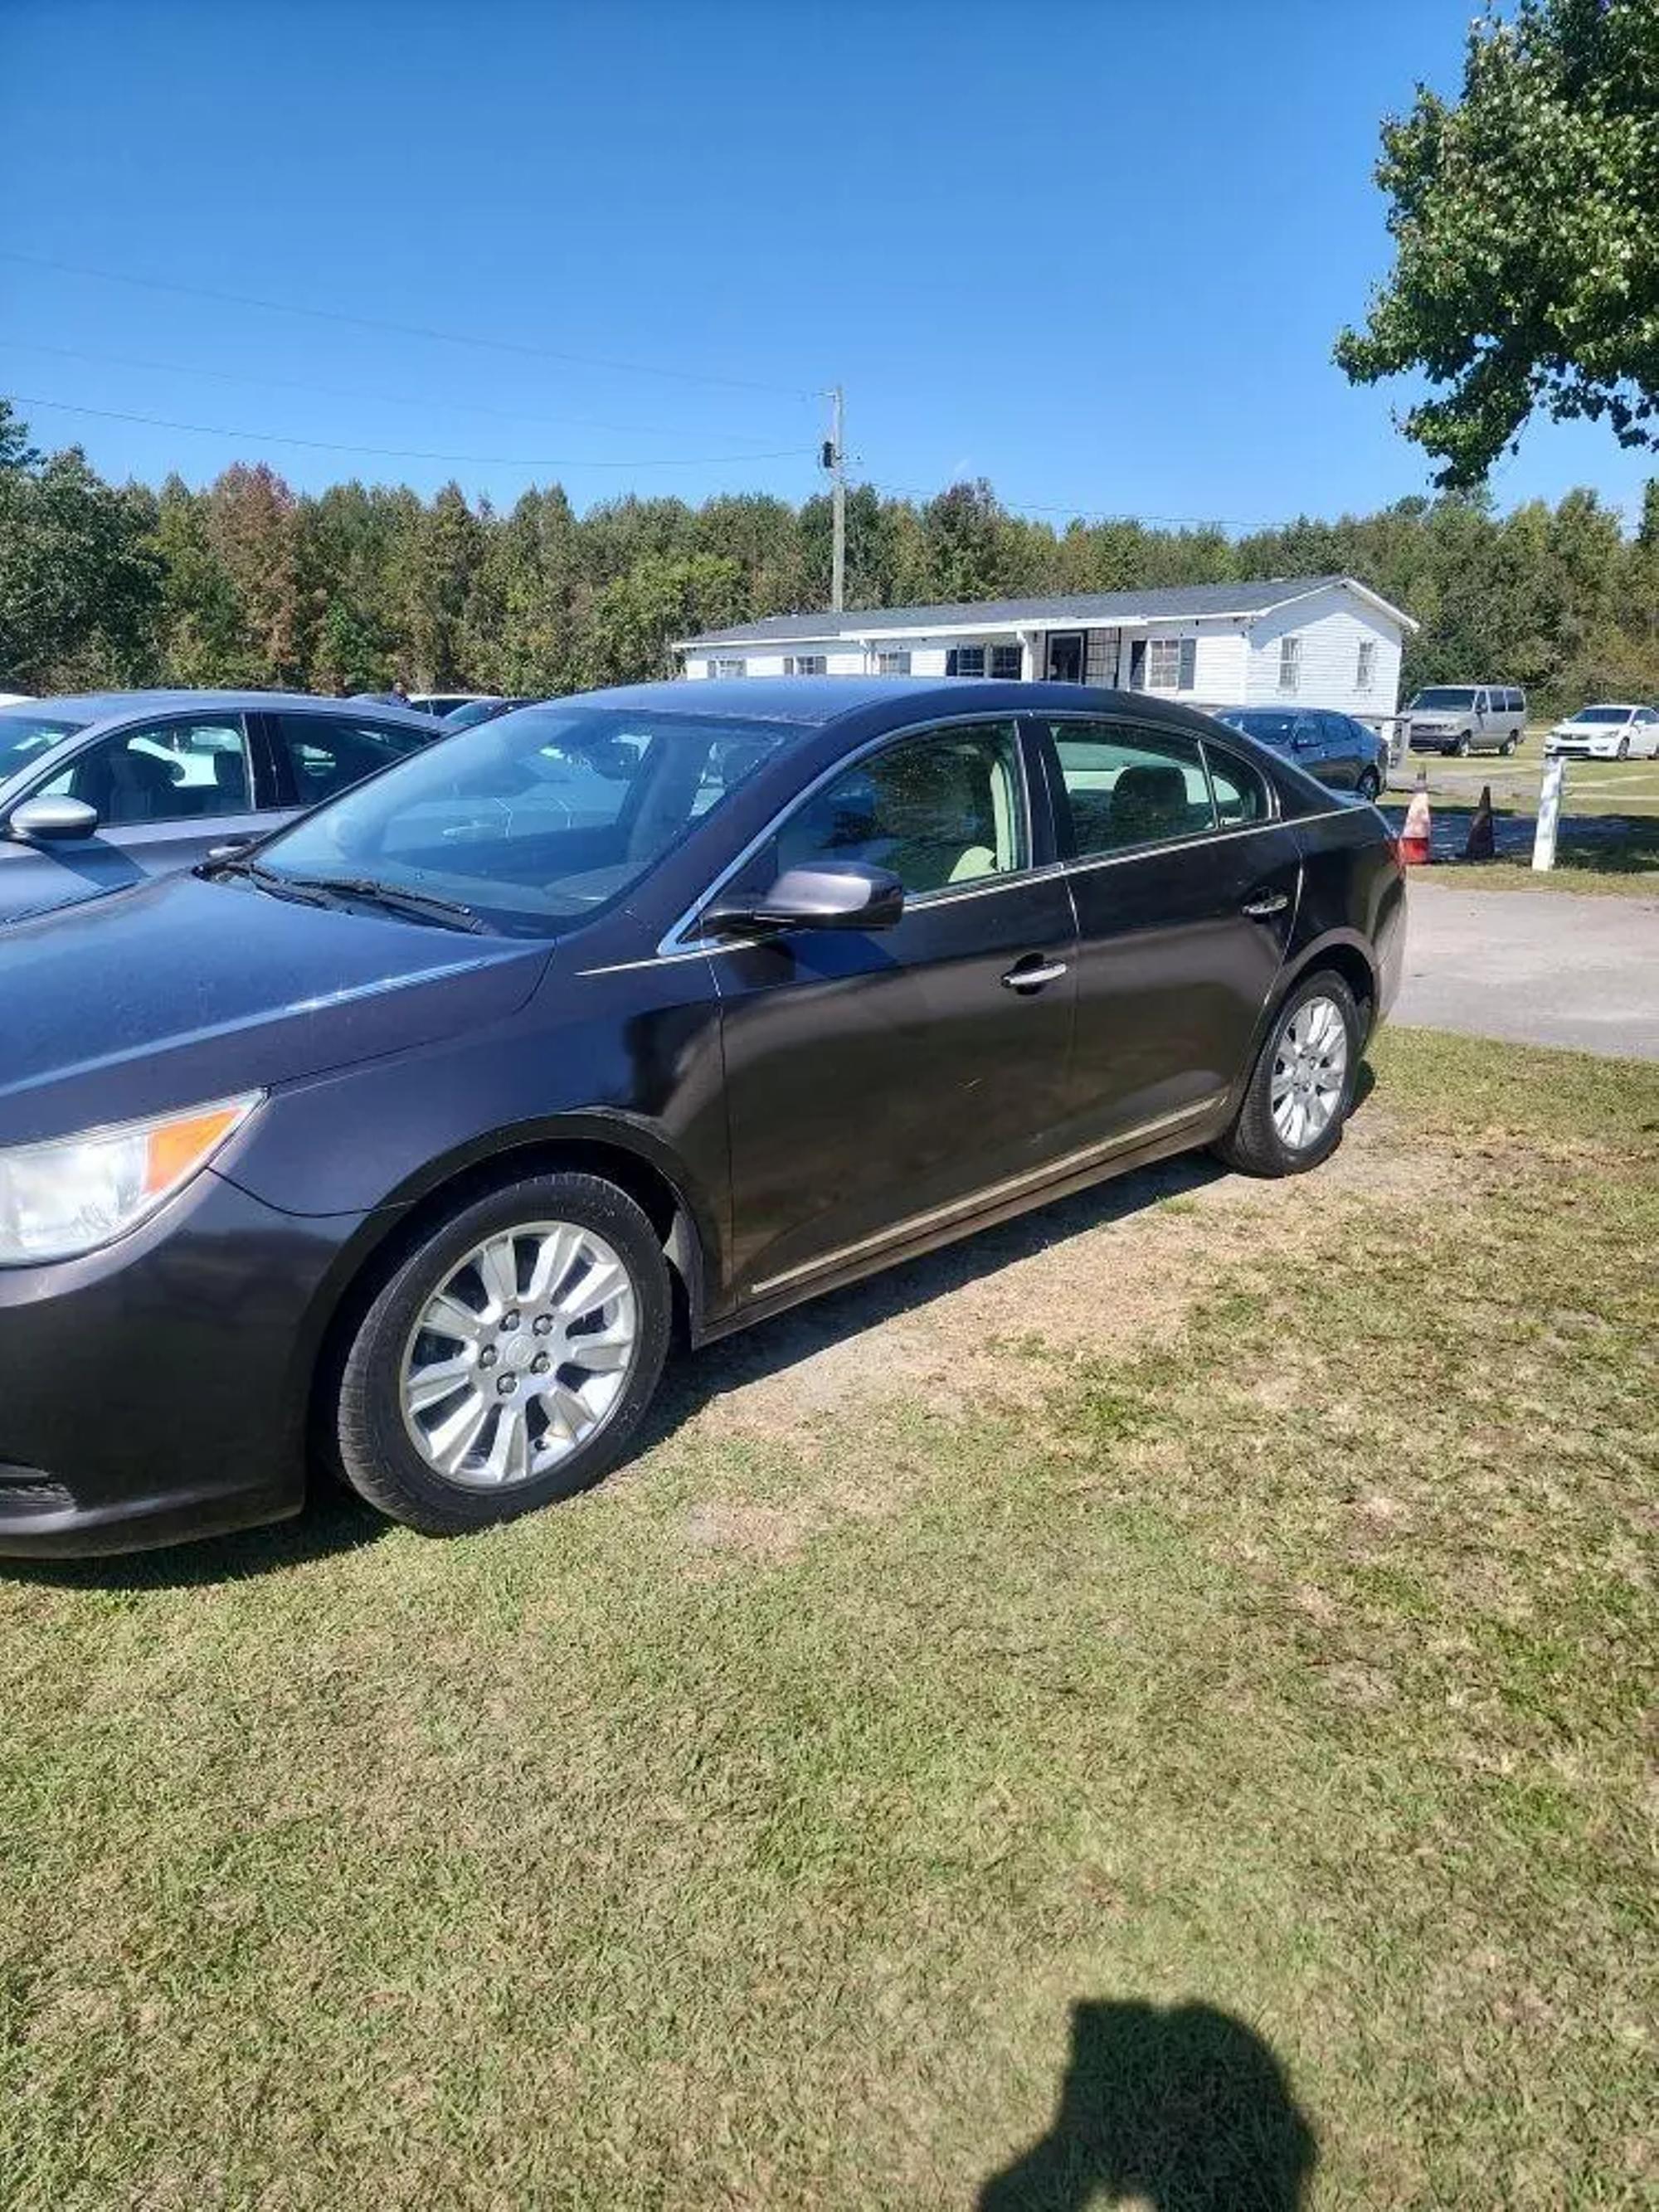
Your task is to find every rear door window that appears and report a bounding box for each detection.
[1046,722,1214,858]
[1202,742,1272,825]
[269,714,434,809]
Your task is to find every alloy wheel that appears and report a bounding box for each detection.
[1270,995,1349,1151]
[400,1220,639,1489]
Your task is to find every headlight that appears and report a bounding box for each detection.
[0,1093,260,1265]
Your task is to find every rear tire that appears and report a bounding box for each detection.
[1501,736,1517,756]
[1216,970,1361,1179]
[1356,767,1381,802]
[334,1172,671,1535]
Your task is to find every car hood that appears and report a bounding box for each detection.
[0,870,551,1147]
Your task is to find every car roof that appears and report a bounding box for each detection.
[2,689,433,724]
[551,675,1235,733]
[1571,702,1643,712]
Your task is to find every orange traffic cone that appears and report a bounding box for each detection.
[1399,773,1433,866]
[1463,783,1496,861]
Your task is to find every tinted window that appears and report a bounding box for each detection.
[270,713,434,807]
[43,719,250,825]
[1047,722,1213,856]
[774,722,1026,895]
[1219,709,1297,749]
[0,710,87,781]
[1410,688,1477,710]
[1204,744,1271,826]
[258,705,791,933]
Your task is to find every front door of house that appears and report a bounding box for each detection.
[1046,632,1085,683]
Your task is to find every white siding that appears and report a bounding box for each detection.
[1123,622,1247,707]
[1242,586,1403,717]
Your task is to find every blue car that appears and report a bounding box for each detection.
[1210,707,1386,800]
[0,691,444,925]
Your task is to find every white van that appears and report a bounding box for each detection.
[1405,686,1528,757]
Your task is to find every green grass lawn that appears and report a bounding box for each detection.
[1385,731,1659,892]
[2,1029,1655,2210]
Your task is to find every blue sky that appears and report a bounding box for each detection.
[3,0,1648,529]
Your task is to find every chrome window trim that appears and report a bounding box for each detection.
[659,709,1044,956]
[747,1091,1228,1299]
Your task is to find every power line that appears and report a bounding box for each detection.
[0,248,816,401]
[0,337,797,448]
[868,478,1287,533]
[3,392,815,472]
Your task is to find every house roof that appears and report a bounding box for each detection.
[678,574,1416,649]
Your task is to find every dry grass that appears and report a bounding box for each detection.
[1,1028,1654,2210]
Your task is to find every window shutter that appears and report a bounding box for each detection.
[1178,638,1196,690]
[946,649,960,678]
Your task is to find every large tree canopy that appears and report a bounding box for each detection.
[2,401,1658,712]
[1336,0,1659,487]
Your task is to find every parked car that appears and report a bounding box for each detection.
[443,695,534,730]
[0,691,444,926]
[0,693,32,707]
[1543,702,1659,761]
[1209,707,1386,800]
[0,678,1404,1558]
[410,692,495,718]
[1405,686,1527,756]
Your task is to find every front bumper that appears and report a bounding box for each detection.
[0,1170,371,1557]
[1545,737,1618,758]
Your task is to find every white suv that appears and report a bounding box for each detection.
[1544,703,1659,761]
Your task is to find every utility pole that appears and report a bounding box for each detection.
[825,385,846,612]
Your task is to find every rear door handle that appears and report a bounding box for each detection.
[1001,956,1069,993]
[1242,891,1290,918]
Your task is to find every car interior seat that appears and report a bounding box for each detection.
[1109,762,1193,846]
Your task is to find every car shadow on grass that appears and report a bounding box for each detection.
[22,1063,1380,1589]
[979,1998,1316,2211]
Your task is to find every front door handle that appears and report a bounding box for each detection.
[1001,956,1069,993]
[1242,891,1290,919]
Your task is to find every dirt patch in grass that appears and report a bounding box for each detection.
[679,1094,1453,1454]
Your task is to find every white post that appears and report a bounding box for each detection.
[1532,757,1565,871]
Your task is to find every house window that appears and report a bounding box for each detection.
[990,644,1024,680]
[785,654,826,676]
[1279,635,1302,693]
[1355,640,1376,692]
[946,645,986,677]
[1146,637,1189,689]
[713,657,746,679]
[875,649,912,675]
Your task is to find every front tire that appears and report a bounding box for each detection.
[1216,970,1361,1179]
[1454,735,1472,757]
[334,1172,671,1535]
[1618,737,1630,761]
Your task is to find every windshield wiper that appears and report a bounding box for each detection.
[275,873,492,934]
[208,855,490,933]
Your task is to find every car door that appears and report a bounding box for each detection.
[1287,711,1335,785]
[1039,715,1301,1151]
[708,716,1079,1305]
[0,713,258,924]
[1317,712,1364,790]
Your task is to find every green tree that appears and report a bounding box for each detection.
[582,552,745,686]
[1336,0,1659,486]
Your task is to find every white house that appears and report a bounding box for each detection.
[676,574,1416,724]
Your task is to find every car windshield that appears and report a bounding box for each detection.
[1572,707,1632,724]
[443,698,508,729]
[253,703,793,934]
[1217,710,1297,746]
[1409,688,1477,710]
[0,709,89,780]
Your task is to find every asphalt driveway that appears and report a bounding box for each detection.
[1392,878,1659,1059]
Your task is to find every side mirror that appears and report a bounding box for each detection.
[7,795,100,843]
[705,860,905,936]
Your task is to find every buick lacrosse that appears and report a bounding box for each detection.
[0,678,1404,1556]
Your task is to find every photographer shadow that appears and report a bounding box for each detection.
[980,1999,1316,2211]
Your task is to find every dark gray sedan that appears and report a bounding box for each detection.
[1211,707,1386,800]
[0,691,443,924]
